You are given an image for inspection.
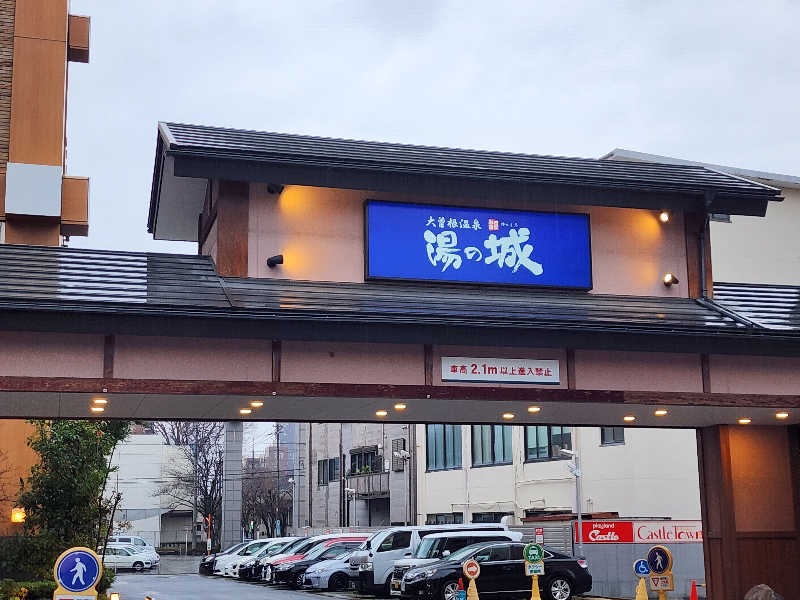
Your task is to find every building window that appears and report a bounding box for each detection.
[471,425,512,466]
[350,450,380,474]
[471,511,513,523]
[426,424,462,471]
[601,427,625,445]
[525,426,572,461]
[318,457,340,485]
[426,512,464,525]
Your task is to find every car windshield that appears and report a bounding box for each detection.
[263,541,293,557]
[279,538,310,555]
[413,537,444,559]
[445,543,490,563]
[223,542,248,555]
[293,538,324,555]
[362,531,381,550]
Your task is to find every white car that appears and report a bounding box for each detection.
[107,543,160,568]
[303,551,358,591]
[214,539,274,576]
[231,537,298,579]
[99,546,152,571]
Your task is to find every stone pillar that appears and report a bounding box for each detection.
[221,421,243,550]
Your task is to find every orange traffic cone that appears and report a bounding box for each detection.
[690,579,698,600]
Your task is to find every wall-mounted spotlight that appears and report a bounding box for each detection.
[267,184,284,195]
[266,254,284,268]
[659,211,670,223]
[663,273,679,287]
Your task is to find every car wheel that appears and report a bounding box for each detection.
[543,576,572,600]
[294,572,305,588]
[133,562,144,572]
[328,572,348,591]
[441,579,461,600]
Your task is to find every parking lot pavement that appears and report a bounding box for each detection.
[109,573,356,600]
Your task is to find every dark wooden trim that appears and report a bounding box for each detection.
[703,220,713,299]
[424,344,433,386]
[566,349,576,390]
[102,334,115,379]
[789,425,800,534]
[735,531,799,539]
[1,375,799,408]
[272,340,281,383]
[214,179,249,277]
[685,211,703,299]
[701,353,711,394]
[696,429,713,598]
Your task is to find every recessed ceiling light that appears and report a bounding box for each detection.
[90,406,105,413]
[738,417,752,425]
[623,415,636,422]
[92,397,108,405]
[239,408,252,415]
[654,409,668,416]
[776,411,789,420]
[250,400,264,408]
[394,403,407,411]
[375,410,388,417]
[502,412,515,420]
[527,406,541,413]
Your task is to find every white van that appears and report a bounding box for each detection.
[389,530,522,596]
[349,523,509,594]
[108,535,154,549]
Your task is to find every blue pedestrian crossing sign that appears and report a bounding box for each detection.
[633,559,650,577]
[647,545,672,575]
[53,547,102,598]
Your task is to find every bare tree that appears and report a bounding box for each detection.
[154,422,224,550]
[241,457,292,538]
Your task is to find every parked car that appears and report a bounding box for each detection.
[106,542,160,569]
[237,538,301,581]
[108,535,154,550]
[230,537,299,579]
[303,551,358,591]
[213,539,274,576]
[263,533,367,583]
[400,542,591,600]
[390,530,523,596]
[349,523,509,595]
[272,538,366,587]
[199,541,249,575]
[98,546,152,571]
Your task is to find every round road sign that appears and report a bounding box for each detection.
[54,547,102,594]
[523,543,544,563]
[462,559,481,580]
[633,559,650,577]
[646,545,673,575]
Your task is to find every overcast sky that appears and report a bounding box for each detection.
[66,0,800,254]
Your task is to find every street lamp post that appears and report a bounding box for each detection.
[559,448,583,557]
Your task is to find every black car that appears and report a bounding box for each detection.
[199,541,249,575]
[400,542,591,600]
[273,541,364,587]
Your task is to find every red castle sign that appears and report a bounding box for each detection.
[576,521,703,544]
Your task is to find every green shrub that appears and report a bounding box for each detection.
[0,579,56,599]
[0,536,61,581]
[98,568,115,593]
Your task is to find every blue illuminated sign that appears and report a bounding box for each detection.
[366,201,592,289]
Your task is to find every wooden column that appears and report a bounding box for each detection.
[213,179,249,277]
[698,425,800,599]
[684,212,713,299]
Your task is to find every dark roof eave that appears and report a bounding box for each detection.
[3,300,800,357]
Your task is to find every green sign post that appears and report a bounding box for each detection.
[523,544,545,600]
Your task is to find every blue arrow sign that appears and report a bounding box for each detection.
[633,559,650,577]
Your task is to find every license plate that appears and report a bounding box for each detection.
[391,581,401,596]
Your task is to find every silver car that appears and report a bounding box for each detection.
[303,551,357,591]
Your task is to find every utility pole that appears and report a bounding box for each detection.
[192,422,199,554]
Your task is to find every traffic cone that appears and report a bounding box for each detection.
[690,579,698,600]
[635,577,648,600]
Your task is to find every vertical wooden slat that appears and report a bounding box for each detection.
[214,179,249,277]
[102,334,114,379]
[566,348,576,389]
[701,353,711,394]
[271,340,281,383]
[424,344,433,387]
[685,212,702,299]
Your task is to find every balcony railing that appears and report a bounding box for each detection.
[346,470,390,499]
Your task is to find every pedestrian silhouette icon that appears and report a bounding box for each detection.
[71,556,87,586]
